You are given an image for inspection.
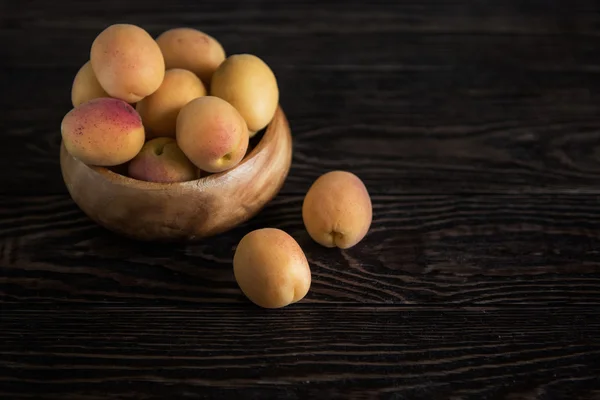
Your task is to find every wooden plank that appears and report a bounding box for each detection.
[2,1,600,398]
[1,304,598,399]
[3,63,600,194]
[2,193,600,305]
[3,2,600,194]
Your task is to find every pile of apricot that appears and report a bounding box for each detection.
[63,23,277,182]
[60,23,372,310]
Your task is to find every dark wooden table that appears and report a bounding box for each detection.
[2,1,600,398]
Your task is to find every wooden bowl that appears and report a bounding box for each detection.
[60,106,292,241]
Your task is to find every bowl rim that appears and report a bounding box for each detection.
[71,105,285,191]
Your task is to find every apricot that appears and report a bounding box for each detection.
[136,68,206,138]
[61,97,145,166]
[302,171,372,249]
[210,54,279,135]
[176,96,248,173]
[71,61,109,107]
[156,27,226,85]
[127,137,197,183]
[233,228,311,309]
[91,23,165,103]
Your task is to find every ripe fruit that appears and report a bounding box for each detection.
[136,68,206,138]
[91,23,165,103]
[127,137,198,183]
[210,54,279,135]
[156,27,226,85]
[71,61,109,107]
[61,97,145,166]
[302,171,372,249]
[176,96,248,173]
[233,228,311,308]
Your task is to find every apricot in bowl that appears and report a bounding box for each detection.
[61,97,145,167]
[127,137,198,183]
[176,96,249,173]
[90,23,165,103]
[60,105,292,241]
[60,23,290,242]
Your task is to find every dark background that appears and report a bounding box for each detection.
[2,0,600,398]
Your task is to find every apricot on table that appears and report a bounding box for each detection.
[127,137,197,183]
[302,170,372,249]
[71,61,109,107]
[91,23,165,103]
[61,97,145,166]
[136,68,206,139]
[156,27,226,85]
[176,96,248,173]
[233,228,312,309]
[210,54,279,136]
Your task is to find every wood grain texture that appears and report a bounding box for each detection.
[2,193,600,305]
[3,0,600,398]
[1,305,599,400]
[5,65,600,195]
[3,1,600,194]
